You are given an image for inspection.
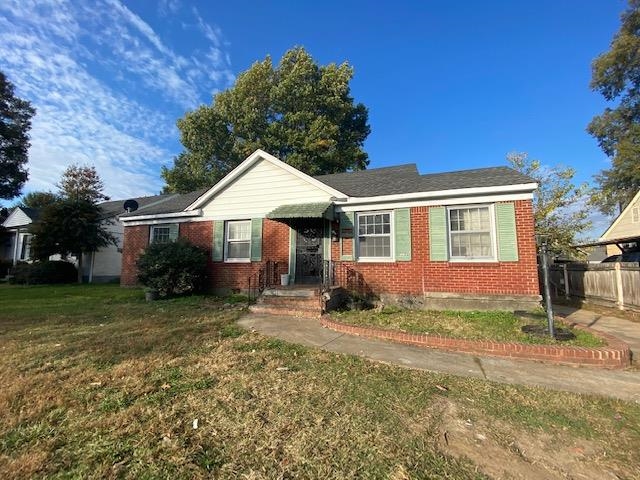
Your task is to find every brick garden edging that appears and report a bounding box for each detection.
[320,317,631,369]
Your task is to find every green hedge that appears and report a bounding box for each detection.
[9,261,78,285]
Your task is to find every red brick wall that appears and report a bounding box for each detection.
[120,219,290,291]
[121,200,539,296]
[330,201,539,296]
[121,225,149,285]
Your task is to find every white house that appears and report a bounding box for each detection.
[1,193,175,282]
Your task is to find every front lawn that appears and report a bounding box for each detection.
[332,308,605,347]
[0,284,638,479]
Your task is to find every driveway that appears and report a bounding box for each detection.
[239,313,640,402]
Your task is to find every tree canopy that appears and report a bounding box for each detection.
[18,191,60,209]
[0,71,35,200]
[162,47,371,193]
[30,166,115,283]
[58,164,110,202]
[507,152,591,256]
[588,0,640,215]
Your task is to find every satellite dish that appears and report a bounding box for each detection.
[123,199,139,213]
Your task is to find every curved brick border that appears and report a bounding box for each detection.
[320,317,631,369]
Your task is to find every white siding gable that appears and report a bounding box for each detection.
[3,208,33,228]
[201,158,333,219]
[604,195,640,240]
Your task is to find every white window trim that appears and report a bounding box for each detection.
[19,233,32,261]
[224,220,251,263]
[356,210,395,262]
[150,224,172,244]
[447,204,498,262]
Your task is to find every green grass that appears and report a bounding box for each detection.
[0,284,638,479]
[333,308,605,347]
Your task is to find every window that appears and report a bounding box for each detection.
[632,206,639,223]
[225,220,251,262]
[151,225,171,244]
[448,206,495,260]
[357,212,392,260]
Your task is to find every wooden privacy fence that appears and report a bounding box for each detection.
[549,262,640,311]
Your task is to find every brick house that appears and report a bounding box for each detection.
[120,149,541,311]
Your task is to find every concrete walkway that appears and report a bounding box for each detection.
[554,304,640,357]
[238,314,640,402]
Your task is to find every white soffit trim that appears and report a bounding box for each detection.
[185,149,348,210]
[335,192,533,212]
[120,209,202,223]
[333,182,538,207]
[600,189,640,240]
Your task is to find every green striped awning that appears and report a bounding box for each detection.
[266,202,334,220]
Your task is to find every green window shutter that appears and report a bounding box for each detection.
[496,203,519,261]
[429,206,448,261]
[394,208,411,261]
[250,218,263,261]
[212,220,224,262]
[340,212,354,260]
[168,224,179,242]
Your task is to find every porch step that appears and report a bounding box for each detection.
[251,286,323,318]
[249,304,322,318]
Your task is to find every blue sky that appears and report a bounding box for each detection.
[0,0,627,238]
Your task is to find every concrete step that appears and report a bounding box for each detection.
[249,304,322,318]
[262,286,320,298]
[260,295,321,308]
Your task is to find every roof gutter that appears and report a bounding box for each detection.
[120,209,203,223]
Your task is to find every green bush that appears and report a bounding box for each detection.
[9,261,77,285]
[136,239,208,297]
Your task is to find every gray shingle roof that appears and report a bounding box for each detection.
[118,188,209,217]
[99,193,173,218]
[313,164,420,197]
[119,164,536,219]
[314,165,536,197]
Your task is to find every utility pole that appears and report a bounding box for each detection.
[538,236,555,338]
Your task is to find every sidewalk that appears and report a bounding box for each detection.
[554,304,640,356]
[238,314,640,402]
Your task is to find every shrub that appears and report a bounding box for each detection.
[136,239,208,297]
[9,261,78,285]
[0,259,12,278]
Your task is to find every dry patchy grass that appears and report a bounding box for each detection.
[0,284,639,479]
[333,308,604,347]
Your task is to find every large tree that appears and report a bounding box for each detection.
[507,152,591,256]
[162,47,371,193]
[58,164,110,202]
[30,166,115,283]
[18,191,60,209]
[0,71,35,200]
[588,0,640,215]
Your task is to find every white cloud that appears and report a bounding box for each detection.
[0,0,235,203]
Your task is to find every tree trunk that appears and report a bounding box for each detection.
[77,252,83,284]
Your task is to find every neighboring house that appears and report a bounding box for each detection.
[1,206,38,266]
[1,194,175,282]
[599,190,640,256]
[120,149,541,310]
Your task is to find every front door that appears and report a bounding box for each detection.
[295,220,323,284]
